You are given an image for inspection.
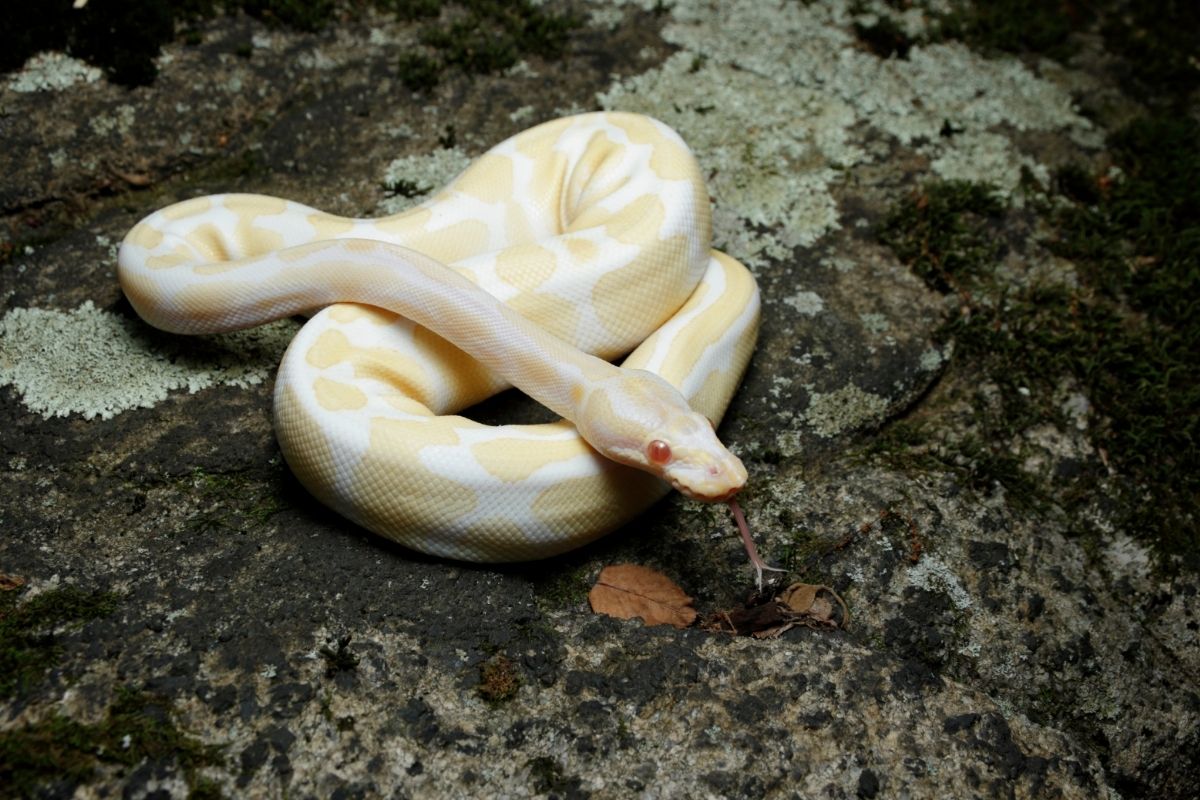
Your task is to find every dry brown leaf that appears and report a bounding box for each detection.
[779,583,819,613]
[0,573,27,591]
[588,564,697,628]
[780,582,849,627]
[705,582,850,637]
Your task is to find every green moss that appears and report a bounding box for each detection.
[396,52,441,92]
[776,527,831,578]
[0,586,119,699]
[873,113,1200,569]
[1046,116,1200,565]
[1100,0,1200,101]
[878,181,1006,293]
[414,0,579,89]
[1,0,575,89]
[929,0,1086,61]
[185,467,286,533]
[0,686,223,796]
[530,565,591,611]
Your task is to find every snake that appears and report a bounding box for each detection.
[118,112,762,564]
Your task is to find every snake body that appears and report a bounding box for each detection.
[118,113,760,561]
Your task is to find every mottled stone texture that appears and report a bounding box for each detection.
[1,2,1196,798]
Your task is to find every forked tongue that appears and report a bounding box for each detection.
[729,498,786,591]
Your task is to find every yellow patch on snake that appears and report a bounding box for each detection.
[161,196,212,221]
[307,328,440,408]
[528,151,569,219]
[687,368,735,425]
[513,118,568,159]
[307,213,355,238]
[410,325,487,408]
[422,219,490,264]
[237,223,285,260]
[610,116,694,183]
[472,436,589,483]
[373,206,433,240]
[327,304,379,324]
[278,240,340,263]
[381,394,434,415]
[531,472,664,530]
[125,223,163,250]
[144,248,194,270]
[342,239,383,254]
[453,154,514,204]
[313,377,367,411]
[655,270,755,386]
[306,329,354,369]
[592,239,690,340]
[351,417,476,535]
[566,132,625,213]
[564,237,599,262]
[495,245,557,291]
[508,291,578,342]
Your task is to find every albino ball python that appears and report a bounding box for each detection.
[118,112,762,564]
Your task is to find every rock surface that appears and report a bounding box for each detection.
[1,1,1196,798]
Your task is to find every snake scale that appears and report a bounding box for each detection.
[119,112,761,563]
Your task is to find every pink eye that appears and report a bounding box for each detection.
[647,440,672,465]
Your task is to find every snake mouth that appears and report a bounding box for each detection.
[666,465,746,503]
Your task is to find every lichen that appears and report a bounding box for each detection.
[906,555,973,611]
[805,384,890,438]
[783,291,825,317]
[378,147,472,214]
[6,52,101,93]
[596,0,1092,265]
[0,302,296,420]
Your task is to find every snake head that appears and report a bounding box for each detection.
[575,370,747,502]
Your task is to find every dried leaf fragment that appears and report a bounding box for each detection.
[588,564,697,628]
[0,574,27,592]
[704,582,849,637]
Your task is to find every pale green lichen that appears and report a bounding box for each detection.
[599,50,855,265]
[784,291,825,316]
[919,347,947,371]
[378,147,472,215]
[6,52,101,93]
[595,0,1092,262]
[0,302,297,420]
[907,555,973,611]
[859,313,890,335]
[88,105,137,138]
[805,384,890,437]
[929,131,1050,199]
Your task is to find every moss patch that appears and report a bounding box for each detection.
[0,585,119,699]
[871,112,1200,569]
[0,685,223,797]
[878,180,1006,294]
[927,0,1085,61]
[403,0,580,91]
[184,467,288,533]
[1,1,579,90]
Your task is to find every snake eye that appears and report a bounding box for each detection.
[647,440,672,465]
